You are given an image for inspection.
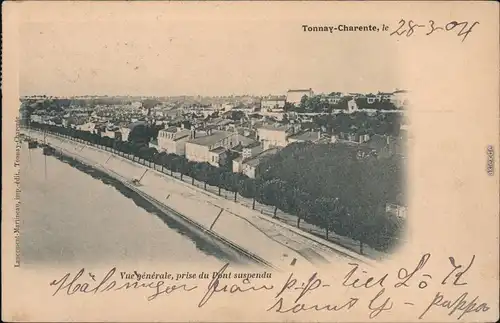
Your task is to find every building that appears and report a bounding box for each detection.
[232,156,244,173]
[323,92,343,105]
[185,130,239,166]
[240,147,280,178]
[335,132,371,144]
[256,124,296,150]
[378,92,394,101]
[366,94,377,104]
[131,101,143,109]
[157,126,192,155]
[119,127,131,141]
[391,90,409,109]
[286,89,314,105]
[287,130,321,144]
[241,141,263,159]
[386,203,407,219]
[30,114,49,124]
[346,99,359,114]
[327,96,342,105]
[261,96,286,111]
[205,118,234,131]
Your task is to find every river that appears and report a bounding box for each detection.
[20,143,250,268]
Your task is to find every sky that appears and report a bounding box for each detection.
[18,3,401,97]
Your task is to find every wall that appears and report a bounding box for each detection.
[257,128,287,149]
[185,143,209,163]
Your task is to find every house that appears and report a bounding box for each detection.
[131,101,143,109]
[378,92,394,101]
[208,147,228,167]
[260,110,286,121]
[391,90,410,109]
[30,114,49,124]
[366,94,377,104]
[241,147,280,178]
[323,92,343,105]
[366,134,405,158]
[118,127,131,141]
[367,134,389,151]
[237,135,258,149]
[336,132,371,144]
[348,93,365,99]
[185,130,239,166]
[256,124,296,150]
[286,88,314,105]
[231,104,256,114]
[346,99,359,114]
[287,130,321,144]
[327,96,342,105]
[157,126,192,155]
[206,118,234,131]
[232,156,244,173]
[261,96,286,111]
[386,203,407,219]
[241,141,264,159]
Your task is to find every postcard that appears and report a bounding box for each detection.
[2,1,499,322]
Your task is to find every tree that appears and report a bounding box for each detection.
[299,95,309,111]
[174,156,189,180]
[259,179,286,218]
[295,196,312,229]
[187,161,198,185]
[206,168,225,195]
[195,162,216,190]
[221,172,242,201]
[229,110,245,121]
[238,178,258,209]
[128,124,152,145]
[283,102,295,112]
[313,197,340,239]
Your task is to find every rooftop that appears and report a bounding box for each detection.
[243,147,280,167]
[243,140,261,149]
[187,131,233,147]
[262,96,286,102]
[257,124,289,131]
[128,120,147,130]
[161,126,179,133]
[210,147,227,154]
[288,131,320,142]
[238,135,258,147]
[287,88,313,93]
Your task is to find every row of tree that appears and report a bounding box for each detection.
[295,111,403,137]
[284,95,402,114]
[28,122,404,253]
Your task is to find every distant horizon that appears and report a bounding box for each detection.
[20,88,405,99]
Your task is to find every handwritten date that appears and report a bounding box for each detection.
[390,19,479,42]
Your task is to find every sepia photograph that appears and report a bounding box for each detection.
[16,3,408,270]
[3,1,498,322]
[18,66,408,269]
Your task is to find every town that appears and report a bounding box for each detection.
[20,88,408,256]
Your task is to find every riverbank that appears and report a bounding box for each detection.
[20,145,247,267]
[33,147,267,267]
[23,129,376,269]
